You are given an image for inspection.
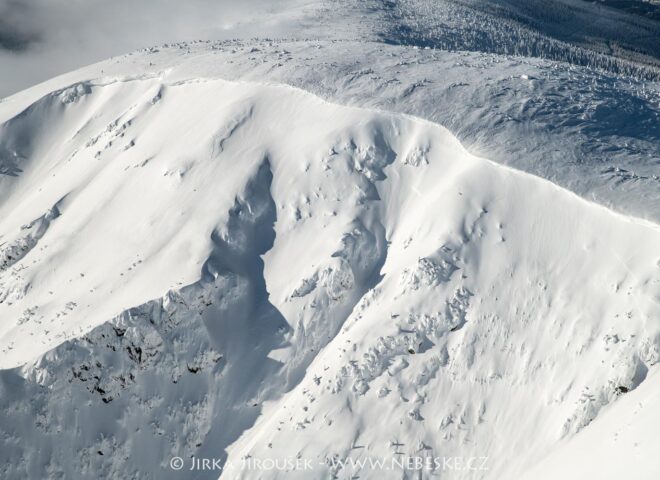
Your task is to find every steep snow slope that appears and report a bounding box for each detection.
[521,366,660,480]
[0,76,659,479]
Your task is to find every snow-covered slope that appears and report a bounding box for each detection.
[3,40,659,223]
[374,0,660,76]
[0,73,659,479]
[521,366,660,480]
[3,0,657,99]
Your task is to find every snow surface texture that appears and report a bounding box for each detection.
[373,0,660,77]
[0,1,659,478]
[1,0,658,98]
[0,73,659,479]
[4,41,658,222]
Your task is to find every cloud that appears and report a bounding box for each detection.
[0,24,35,52]
[0,0,41,52]
[0,0,307,98]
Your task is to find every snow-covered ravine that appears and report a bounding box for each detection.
[0,75,658,479]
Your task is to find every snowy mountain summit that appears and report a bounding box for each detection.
[0,2,659,480]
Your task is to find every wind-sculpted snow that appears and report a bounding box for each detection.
[0,199,61,272]
[370,0,660,79]
[0,78,658,479]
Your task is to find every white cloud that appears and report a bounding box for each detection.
[0,0,309,98]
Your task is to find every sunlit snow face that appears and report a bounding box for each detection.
[0,0,304,97]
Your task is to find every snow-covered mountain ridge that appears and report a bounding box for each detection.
[0,68,659,479]
[3,40,659,222]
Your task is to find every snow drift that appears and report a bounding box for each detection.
[0,76,659,479]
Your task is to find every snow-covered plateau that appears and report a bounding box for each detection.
[0,2,659,479]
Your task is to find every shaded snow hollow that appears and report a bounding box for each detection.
[0,77,658,479]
